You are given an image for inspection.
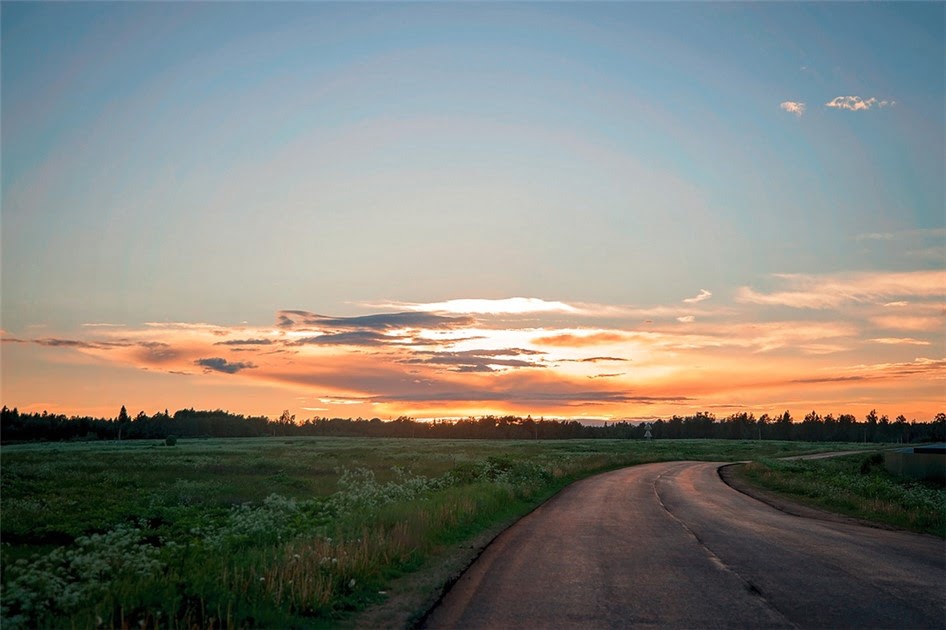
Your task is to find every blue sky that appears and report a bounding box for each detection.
[2,2,943,420]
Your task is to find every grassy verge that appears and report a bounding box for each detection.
[1,437,869,628]
[737,452,946,537]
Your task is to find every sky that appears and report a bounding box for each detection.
[2,2,944,423]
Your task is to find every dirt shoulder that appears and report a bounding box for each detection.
[344,505,546,630]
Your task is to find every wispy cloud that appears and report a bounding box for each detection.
[869,337,930,346]
[855,228,946,261]
[791,375,867,385]
[532,332,627,347]
[367,387,688,406]
[319,397,363,405]
[136,341,179,363]
[825,96,895,111]
[682,289,712,304]
[905,247,946,262]
[780,101,806,117]
[399,297,578,315]
[195,357,257,374]
[855,232,895,241]
[287,331,408,347]
[276,310,474,331]
[870,315,945,332]
[841,357,946,380]
[856,227,946,241]
[402,348,545,373]
[214,338,274,346]
[873,300,945,332]
[737,270,945,309]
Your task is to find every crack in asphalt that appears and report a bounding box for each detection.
[652,467,799,629]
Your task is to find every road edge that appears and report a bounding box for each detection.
[346,482,573,630]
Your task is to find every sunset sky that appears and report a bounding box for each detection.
[2,2,944,422]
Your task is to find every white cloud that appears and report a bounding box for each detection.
[372,297,579,315]
[676,316,696,323]
[779,101,806,117]
[825,96,895,111]
[682,289,712,304]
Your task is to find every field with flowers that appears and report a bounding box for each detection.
[1,437,875,628]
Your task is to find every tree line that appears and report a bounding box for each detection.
[2,406,944,444]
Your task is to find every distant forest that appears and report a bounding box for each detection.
[2,406,944,444]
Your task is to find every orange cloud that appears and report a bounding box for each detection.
[6,286,944,422]
[870,315,945,332]
[870,337,931,346]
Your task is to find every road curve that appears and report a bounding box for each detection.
[422,461,945,629]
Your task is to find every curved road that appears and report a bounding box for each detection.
[423,461,945,629]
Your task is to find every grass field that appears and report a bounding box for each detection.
[739,452,946,537]
[0,437,902,628]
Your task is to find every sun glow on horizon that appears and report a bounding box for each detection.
[4,281,944,422]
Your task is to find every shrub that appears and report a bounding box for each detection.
[164,435,177,446]
[860,452,884,475]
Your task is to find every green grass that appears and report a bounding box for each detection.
[739,452,946,537]
[1,437,871,628]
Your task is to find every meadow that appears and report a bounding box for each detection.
[739,452,946,536]
[0,437,898,628]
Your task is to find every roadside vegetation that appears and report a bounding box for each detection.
[2,437,869,628]
[738,452,946,537]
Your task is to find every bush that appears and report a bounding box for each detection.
[860,452,884,475]
[164,435,177,446]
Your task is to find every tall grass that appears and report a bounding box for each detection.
[740,453,946,536]
[1,437,871,627]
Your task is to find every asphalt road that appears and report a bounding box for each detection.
[422,461,945,629]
